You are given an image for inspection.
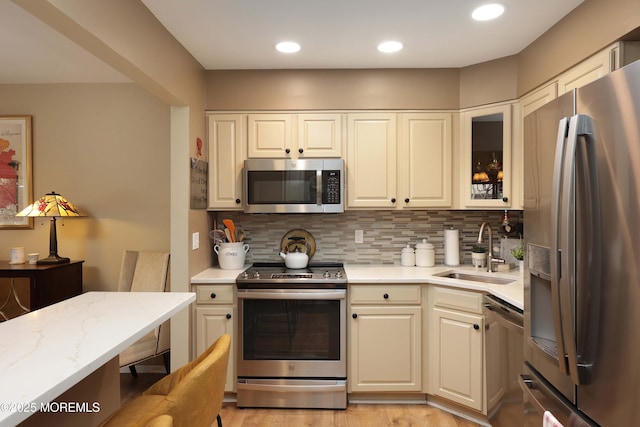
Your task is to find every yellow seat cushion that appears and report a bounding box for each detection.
[100,334,230,427]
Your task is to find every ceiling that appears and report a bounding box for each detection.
[1,0,585,84]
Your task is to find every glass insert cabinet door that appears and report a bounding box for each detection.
[462,103,512,208]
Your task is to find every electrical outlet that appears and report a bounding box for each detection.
[355,229,364,244]
[192,232,200,250]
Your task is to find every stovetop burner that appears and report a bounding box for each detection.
[236,262,347,289]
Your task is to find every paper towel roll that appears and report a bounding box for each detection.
[444,229,460,266]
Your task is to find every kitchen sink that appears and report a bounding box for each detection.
[434,271,515,285]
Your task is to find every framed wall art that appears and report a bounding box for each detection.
[0,116,33,229]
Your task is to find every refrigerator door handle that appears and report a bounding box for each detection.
[550,116,570,375]
[566,114,601,385]
[559,114,595,385]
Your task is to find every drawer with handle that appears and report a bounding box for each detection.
[195,284,234,304]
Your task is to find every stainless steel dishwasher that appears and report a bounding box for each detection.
[483,294,524,425]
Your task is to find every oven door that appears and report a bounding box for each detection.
[237,288,346,379]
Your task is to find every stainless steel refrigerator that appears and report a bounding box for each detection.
[522,59,640,426]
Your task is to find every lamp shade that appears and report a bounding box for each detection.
[15,192,85,264]
[16,192,85,218]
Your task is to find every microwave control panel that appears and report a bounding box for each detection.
[322,170,341,204]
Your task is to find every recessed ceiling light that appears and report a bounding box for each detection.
[377,41,403,53]
[275,41,301,53]
[472,3,505,21]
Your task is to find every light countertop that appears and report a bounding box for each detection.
[344,264,523,309]
[192,264,523,310]
[0,291,195,427]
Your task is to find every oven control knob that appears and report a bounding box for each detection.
[240,271,249,279]
[335,271,343,279]
[253,271,261,279]
[323,271,330,278]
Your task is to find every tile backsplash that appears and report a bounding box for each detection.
[210,210,522,266]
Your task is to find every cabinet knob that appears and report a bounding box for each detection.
[502,197,509,203]
[298,148,304,154]
[235,199,241,204]
[391,198,396,203]
[404,198,410,203]
[226,313,232,319]
[352,313,358,319]
[210,293,217,299]
[383,293,389,299]
[285,148,291,154]
[473,323,480,330]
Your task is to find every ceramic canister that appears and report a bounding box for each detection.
[415,239,435,267]
[400,244,415,267]
[214,242,249,270]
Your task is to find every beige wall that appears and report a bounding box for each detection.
[205,68,460,110]
[0,83,170,291]
[518,0,640,95]
[203,55,517,111]
[460,56,518,108]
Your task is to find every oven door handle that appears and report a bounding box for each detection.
[237,290,346,300]
[238,382,346,393]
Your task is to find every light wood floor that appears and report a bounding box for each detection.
[120,372,482,427]
[218,402,482,427]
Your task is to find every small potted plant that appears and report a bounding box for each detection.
[471,244,487,269]
[510,240,525,272]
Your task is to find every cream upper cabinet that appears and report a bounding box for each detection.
[346,113,397,208]
[347,112,452,209]
[519,81,558,120]
[460,102,513,209]
[297,113,343,157]
[247,113,343,158]
[348,284,422,392]
[207,114,245,210]
[556,42,640,95]
[247,114,293,158]
[398,113,453,208]
[557,47,614,95]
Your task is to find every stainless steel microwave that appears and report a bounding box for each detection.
[243,158,344,213]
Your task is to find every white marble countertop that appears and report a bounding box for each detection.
[191,264,523,309]
[0,291,195,427]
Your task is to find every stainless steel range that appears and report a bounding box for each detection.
[236,262,347,409]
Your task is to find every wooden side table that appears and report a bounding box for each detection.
[0,260,83,315]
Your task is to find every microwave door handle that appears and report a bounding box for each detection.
[316,170,323,205]
[551,117,570,375]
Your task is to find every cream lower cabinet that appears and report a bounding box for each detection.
[348,284,422,392]
[427,286,484,412]
[192,283,236,392]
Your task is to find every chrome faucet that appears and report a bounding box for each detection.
[477,222,505,272]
